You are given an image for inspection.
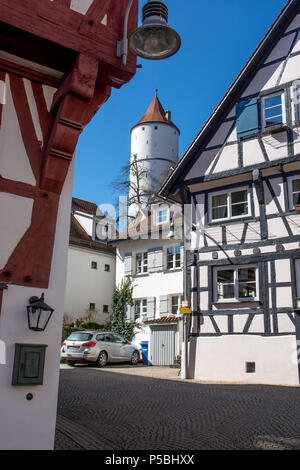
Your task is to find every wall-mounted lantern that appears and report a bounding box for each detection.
[27,293,54,332]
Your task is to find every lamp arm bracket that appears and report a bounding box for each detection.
[117,0,134,66]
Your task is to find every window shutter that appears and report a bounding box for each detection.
[147,297,155,319]
[124,252,132,277]
[159,295,169,317]
[148,249,156,273]
[148,247,163,273]
[180,244,184,269]
[236,98,259,138]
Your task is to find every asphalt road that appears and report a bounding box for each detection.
[55,366,300,450]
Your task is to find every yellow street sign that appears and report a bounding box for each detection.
[180,307,192,315]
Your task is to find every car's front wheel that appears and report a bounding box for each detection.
[131,350,140,365]
[97,351,108,367]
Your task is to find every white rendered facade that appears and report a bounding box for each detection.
[116,237,184,365]
[64,245,115,327]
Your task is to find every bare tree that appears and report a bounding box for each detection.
[112,154,159,220]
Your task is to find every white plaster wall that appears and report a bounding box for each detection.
[64,246,115,325]
[70,0,94,15]
[0,193,34,269]
[189,335,299,385]
[0,159,74,450]
[131,123,179,164]
[0,76,36,185]
[264,33,297,63]
[285,14,300,33]
[74,213,93,236]
[206,121,234,148]
[242,139,265,167]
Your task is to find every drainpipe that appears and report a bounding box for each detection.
[181,187,191,379]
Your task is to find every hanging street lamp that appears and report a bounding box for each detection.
[118,0,181,65]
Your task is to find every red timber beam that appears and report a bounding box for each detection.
[0,284,8,319]
[0,0,138,86]
[0,0,139,289]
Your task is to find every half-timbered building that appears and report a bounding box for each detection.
[0,0,138,450]
[159,0,300,385]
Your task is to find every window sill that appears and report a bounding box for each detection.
[164,268,182,273]
[214,299,259,305]
[208,215,253,226]
[262,124,288,136]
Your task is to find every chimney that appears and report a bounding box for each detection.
[165,110,171,121]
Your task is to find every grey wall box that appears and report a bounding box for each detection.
[12,344,47,386]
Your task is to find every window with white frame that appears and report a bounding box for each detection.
[156,207,169,225]
[288,176,300,208]
[210,187,250,222]
[261,92,286,129]
[295,259,300,298]
[167,246,181,270]
[214,266,258,302]
[295,84,300,122]
[171,295,182,315]
[134,299,147,320]
[135,252,148,275]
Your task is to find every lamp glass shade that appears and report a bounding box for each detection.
[27,295,54,332]
[129,24,181,60]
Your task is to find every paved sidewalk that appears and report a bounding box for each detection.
[60,362,182,381]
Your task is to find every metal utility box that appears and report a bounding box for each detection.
[140,341,149,366]
[12,344,47,386]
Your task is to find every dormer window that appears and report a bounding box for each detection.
[261,92,286,129]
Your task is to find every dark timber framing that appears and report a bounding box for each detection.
[158,0,300,385]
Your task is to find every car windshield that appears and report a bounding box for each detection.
[67,333,93,342]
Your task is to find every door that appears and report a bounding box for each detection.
[151,325,176,366]
[111,334,133,361]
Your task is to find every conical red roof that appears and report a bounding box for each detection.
[137,96,169,125]
[132,95,180,133]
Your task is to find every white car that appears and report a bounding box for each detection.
[61,331,140,367]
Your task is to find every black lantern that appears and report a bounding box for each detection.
[27,293,54,332]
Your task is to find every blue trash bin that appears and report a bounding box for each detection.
[140,341,149,366]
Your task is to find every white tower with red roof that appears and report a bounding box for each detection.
[129,92,180,218]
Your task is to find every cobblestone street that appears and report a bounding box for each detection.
[55,366,300,450]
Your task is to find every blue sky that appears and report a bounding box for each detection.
[73,0,287,208]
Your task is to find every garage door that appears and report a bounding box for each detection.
[151,325,176,366]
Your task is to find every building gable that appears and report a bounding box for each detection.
[159,0,300,196]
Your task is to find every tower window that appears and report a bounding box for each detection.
[155,126,158,130]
